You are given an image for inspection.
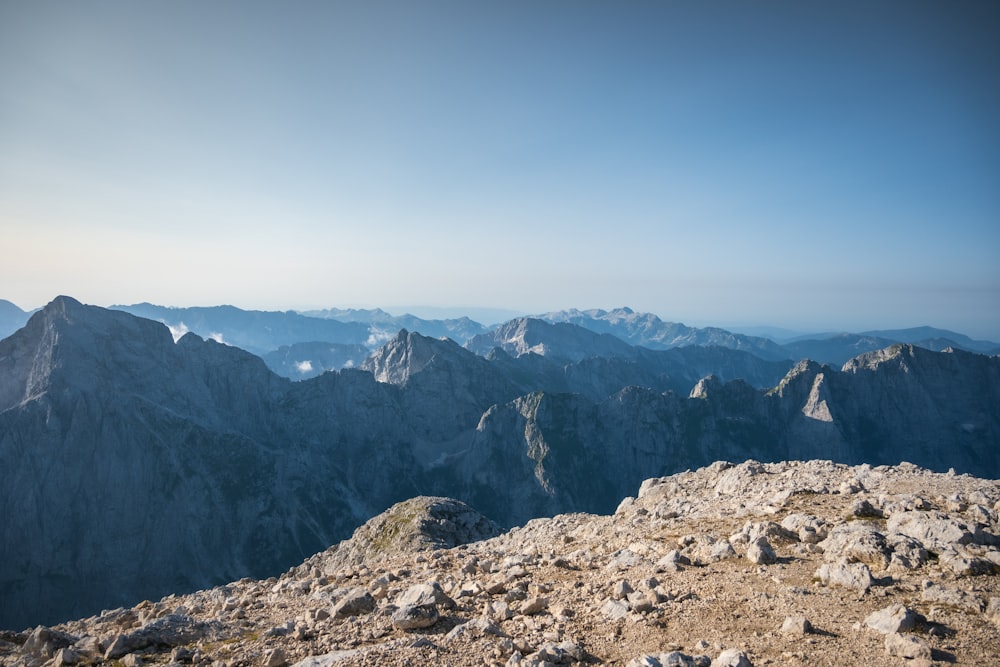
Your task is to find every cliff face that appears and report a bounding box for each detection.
[1,299,998,630]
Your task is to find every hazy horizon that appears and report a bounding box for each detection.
[4,294,999,343]
[3,2,998,339]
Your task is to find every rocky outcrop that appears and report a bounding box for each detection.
[3,460,998,667]
[298,496,502,576]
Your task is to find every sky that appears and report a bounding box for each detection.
[1,1,998,339]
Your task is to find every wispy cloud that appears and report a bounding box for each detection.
[208,332,225,344]
[165,321,189,342]
[366,328,393,348]
[295,360,314,373]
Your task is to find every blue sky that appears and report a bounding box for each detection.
[2,1,998,338]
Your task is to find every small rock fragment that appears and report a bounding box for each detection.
[987,598,1000,627]
[602,598,630,620]
[520,596,548,615]
[711,648,753,667]
[780,616,812,635]
[612,580,635,600]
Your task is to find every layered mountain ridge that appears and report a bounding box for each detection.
[94,302,1000,379]
[1,297,998,630]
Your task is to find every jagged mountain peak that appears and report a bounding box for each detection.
[842,342,920,372]
[0,297,179,410]
[768,358,827,398]
[363,328,481,385]
[689,374,723,399]
[466,317,636,362]
[534,307,789,360]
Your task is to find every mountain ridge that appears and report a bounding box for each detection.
[2,298,998,629]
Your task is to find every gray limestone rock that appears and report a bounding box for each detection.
[315,497,502,575]
[938,546,998,576]
[711,648,753,667]
[884,632,932,660]
[602,598,630,620]
[849,498,883,518]
[986,598,1000,627]
[22,627,77,658]
[395,582,456,610]
[612,580,635,600]
[780,616,812,635]
[51,647,81,667]
[262,648,288,667]
[815,559,873,593]
[818,523,890,570]
[746,537,777,565]
[391,603,439,630]
[331,589,375,619]
[885,533,929,570]
[780,514,829,544]
[864,604,920,634]
[921,581,986,612]
[655,550,691,572]
[291,650,363,667]
[887,510,981,551]
[520,596,548,616]
[104,615,215,659]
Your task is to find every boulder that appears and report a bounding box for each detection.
[780,514,829,543]
[921,581,985,612]
[746,537,777,565]
[391,603,439,630]
[395,582,456,610]
[331,588,376,619]
[864,604,920,634]
[815,559,873,593]
[887,510,980,551]
[938,547,998,576]
[818,524,890,570]
[22,627,77,658]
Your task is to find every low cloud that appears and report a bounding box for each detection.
[208,332,225,344]
[295,360,314,373]
[366,328,393,348]
[165,321,190,343]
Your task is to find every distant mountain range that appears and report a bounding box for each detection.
[1,296,998,629]
[97,302,1000,373]
[0,300,996,380]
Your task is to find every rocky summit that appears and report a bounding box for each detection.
[3,460,998,667]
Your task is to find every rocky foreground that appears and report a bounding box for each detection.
[3,460,1000,667]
